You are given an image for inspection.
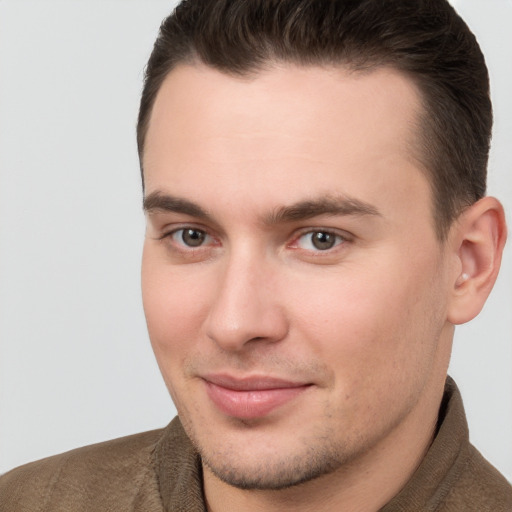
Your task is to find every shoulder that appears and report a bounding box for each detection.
[440,444,512,512]
[0,428,166,512]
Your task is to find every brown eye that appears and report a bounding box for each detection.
[312,232,336,250]
[297,231,344,251]
[173,228,207,247]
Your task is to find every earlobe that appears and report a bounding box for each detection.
[447,196,507,325]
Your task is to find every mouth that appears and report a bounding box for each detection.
[202,374,312,420]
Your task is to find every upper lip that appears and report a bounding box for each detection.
[202,374,311,391]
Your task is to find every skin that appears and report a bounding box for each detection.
[141,63,505,512]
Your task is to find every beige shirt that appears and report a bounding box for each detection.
[1,378,511,511]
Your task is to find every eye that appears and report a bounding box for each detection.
[296,230,345,251]
[171,228,210,248]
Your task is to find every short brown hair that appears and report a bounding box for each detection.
[137,0,492,239]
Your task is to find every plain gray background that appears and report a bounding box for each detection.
[1,0,511,480]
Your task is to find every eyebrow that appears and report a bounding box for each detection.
[143,191,382,224]
[143,191,210,219]
[264,196,382,224]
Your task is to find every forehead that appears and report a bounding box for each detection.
[143,63,431,230]
[144,63,423,160]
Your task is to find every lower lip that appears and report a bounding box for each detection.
[205,382,309,419]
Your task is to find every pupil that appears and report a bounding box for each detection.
[182,229,205,247]
[312,232,335,250]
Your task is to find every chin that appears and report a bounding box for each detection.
[197,432,352,491]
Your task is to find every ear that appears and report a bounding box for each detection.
[447,196,507,325]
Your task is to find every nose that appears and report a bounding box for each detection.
[204,254,289,352]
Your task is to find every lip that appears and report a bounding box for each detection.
[203,374,311,419]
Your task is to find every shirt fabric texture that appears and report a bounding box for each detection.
[1,378,511,511]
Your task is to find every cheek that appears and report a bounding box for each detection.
[286,256,446,436]
[141,254,215,415]
[287,248,445,382]
[141,249,210,363]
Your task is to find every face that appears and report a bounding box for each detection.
[141,63,455,490]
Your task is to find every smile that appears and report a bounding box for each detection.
[203,375,312,419]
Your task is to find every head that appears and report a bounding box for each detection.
[138,0,506,499]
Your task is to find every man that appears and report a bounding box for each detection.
[1,0,511,510]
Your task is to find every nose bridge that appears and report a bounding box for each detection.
[205,245,287,351]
